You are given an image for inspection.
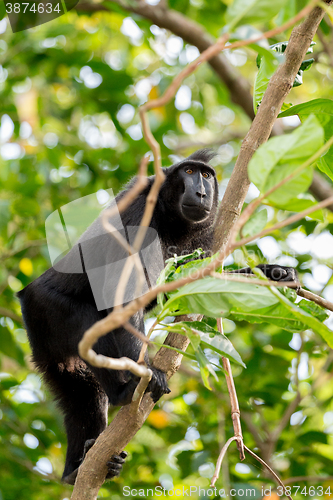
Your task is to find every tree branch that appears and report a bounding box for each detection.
[298,288,333,312]
[71,316,191,500]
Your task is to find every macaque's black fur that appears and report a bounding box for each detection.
[18,150,219,484]
[18,149,298,484]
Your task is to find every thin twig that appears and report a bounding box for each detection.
[130,368,152,411]
[101,156,151,305]
[317,28,333,66]
[124,322,152,345]
[210,436,239,487]
[298,288,333,312]
[217,318,245,460]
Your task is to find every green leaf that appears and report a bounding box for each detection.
[150,341,196,360]
[159,276,329,334]
[159,277,280,320]
[156,249,208,306]
[298,299,329,323]
[254,42,315,111]
[248,115,324,205]
[161,321,245,367]
[225,0,288,29]
[195,347,218,390]
[231,301,309,332]
[269,287,333,347]
[242,209,268,237]
[254,52,282,112]
[165,248,206,266]
[0,375,20,390]
[279,98,333,180]
[156,259,177,307]
[281,102,294,112]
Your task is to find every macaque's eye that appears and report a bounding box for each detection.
[186,169,193,174]
[202,172,210,178]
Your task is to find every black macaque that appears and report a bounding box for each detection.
[18,149,298,485]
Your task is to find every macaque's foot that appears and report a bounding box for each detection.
[106,451,128,479]
[231,264,300,290]
[147,368,171,403]
[83,439,128,480]
[256,264,300,289]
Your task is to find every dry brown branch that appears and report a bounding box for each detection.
[211,324,293,495]
[298,288,333,312]
[244,445,293,500]
[210,318,244,488]
[210,436,239,487]
[138,0,319,122]
[101,213,145,306]
[219,319,245,458]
